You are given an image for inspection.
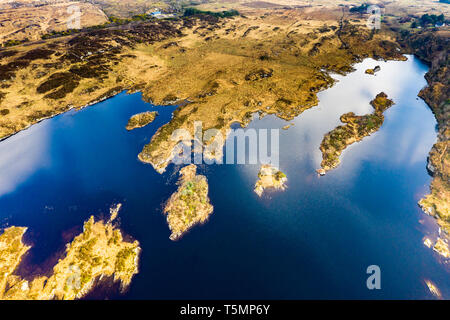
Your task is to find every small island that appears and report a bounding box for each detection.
[318,92,394,174]
[365,65,381,75]
[254,165,288,197]
[163,165,214,241]
[423,236,449,258]
[0,204,140,300]
[425,280,442,299]
[126,111,158,131]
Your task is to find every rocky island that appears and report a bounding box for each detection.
[126,111,158,131]
[0,1,445,237]
[254,165,287,197]
[135,16,407,174]
[365,66,381,75]
[397,25,449,252]
[425,280,442,299]
[318,92,394,174]
[163,165,213,241]
[0,227,30,298]
[0,204,140,300]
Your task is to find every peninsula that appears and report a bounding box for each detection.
[0,204,140,300]
[318,92,394,174]
[365,66,381,75]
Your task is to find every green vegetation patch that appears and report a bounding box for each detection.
[183,8,239,18]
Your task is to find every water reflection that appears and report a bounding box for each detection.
[253,56,438,176]
[0,56,447,299]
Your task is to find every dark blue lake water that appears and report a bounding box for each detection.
[0,55,448,299]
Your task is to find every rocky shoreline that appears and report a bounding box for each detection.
[398,29,449,239]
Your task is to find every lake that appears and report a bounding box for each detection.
[0,55,448,299]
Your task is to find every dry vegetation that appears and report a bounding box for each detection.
[0,227,30,297]
[0,1,108,43]
[254,164,287,197]
[318,93,394,174]
[164,164,213,240]
[0,204,140,300]
[0,17,185,140]
[0,0,448,251]
[126,111,158,130]
[433,237,450,258]
[188,0,450,17]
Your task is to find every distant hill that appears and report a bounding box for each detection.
[0,1,108,43]
[87,0,176,17]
